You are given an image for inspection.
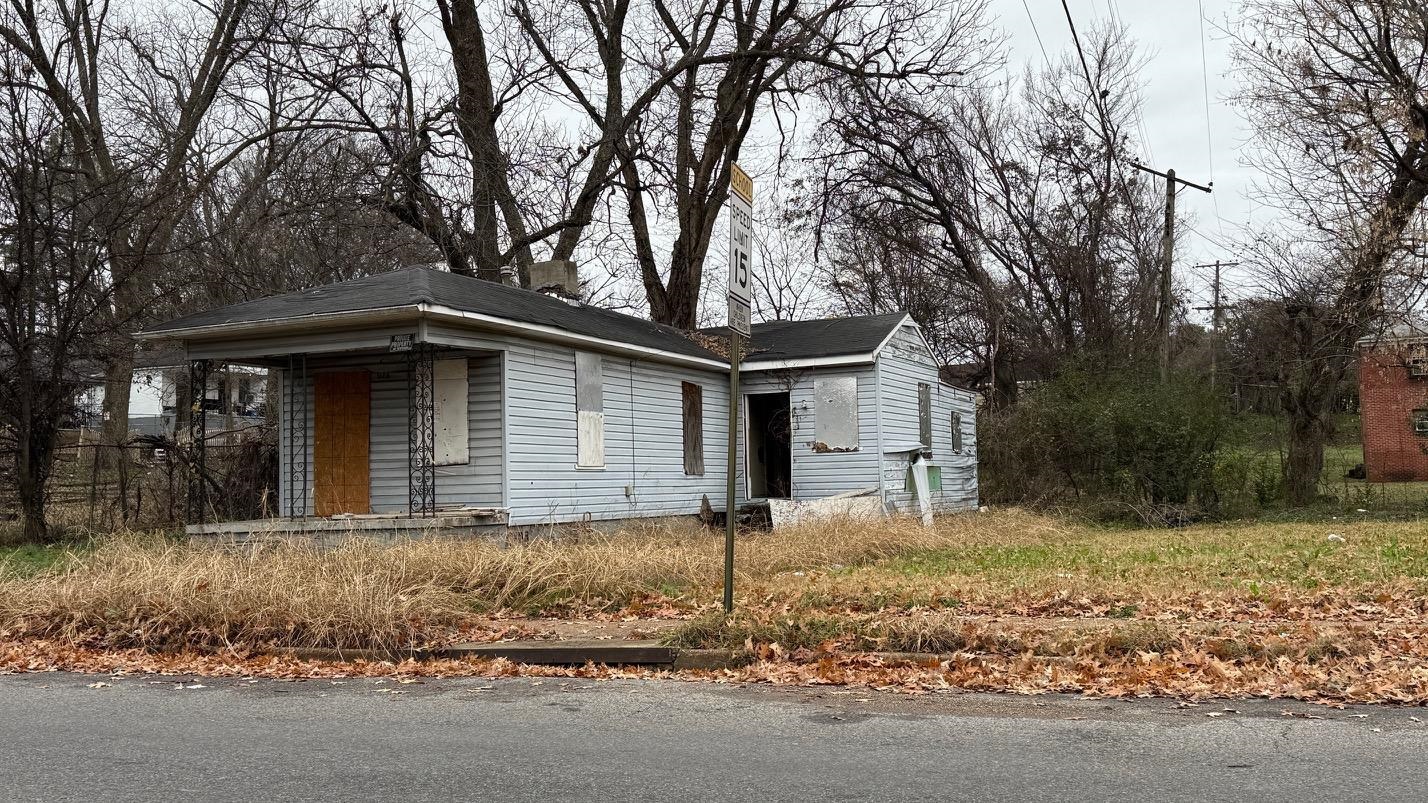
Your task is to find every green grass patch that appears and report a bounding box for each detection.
[0,544,75,578]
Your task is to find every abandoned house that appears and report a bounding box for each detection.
[138,265,977,537]
[1359,323,1428,482]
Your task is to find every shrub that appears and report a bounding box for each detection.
[980,366,1222,519]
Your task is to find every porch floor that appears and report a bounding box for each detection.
[186,509,509,541]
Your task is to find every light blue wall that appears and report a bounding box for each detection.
[500,339,730,526]
[269,318,977,525]
[737,365,881,502]
[876,324,979,514]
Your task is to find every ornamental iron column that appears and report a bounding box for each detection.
[407,343,436,516]
[186,359,210,525]
[285,354,309,518]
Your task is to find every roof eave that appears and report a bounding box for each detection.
[143,302,728,372]
[135,305,422,341]
[420,304,728,370]
[741,353,877,371]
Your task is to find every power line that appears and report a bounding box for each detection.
[1197,0,1215,181]
[1022,0,1053,68]
[1104,0,1155,165]
[1197,0,1228,240]
[1060,0,1113,135]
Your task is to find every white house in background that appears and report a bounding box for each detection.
[75,349,268,438]
[137,264,977,536]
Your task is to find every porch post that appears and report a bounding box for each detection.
[408,343,436,516]
[285,354,309,518]
[186,359,210,525]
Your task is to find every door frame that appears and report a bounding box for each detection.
[743,390,792,500]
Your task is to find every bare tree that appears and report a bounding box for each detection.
[1233,0,1428,503]
[0,0,321,469]
[811,19,1164,407]
[0,54,130,540]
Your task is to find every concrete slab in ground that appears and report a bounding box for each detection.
[439,639,675,665]
[476,617,686,641]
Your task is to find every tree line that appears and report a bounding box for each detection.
[3,0,1427,538]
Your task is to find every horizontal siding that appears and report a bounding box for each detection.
[737,366,881,502]
[270,318,976,526]
[503,341,730,525]
[877,325,979,514]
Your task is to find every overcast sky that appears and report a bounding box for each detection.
[997,0,1251,311]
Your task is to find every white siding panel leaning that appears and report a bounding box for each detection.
[434,358,469,465]
[575,351,605,468]
[813,376,859,451]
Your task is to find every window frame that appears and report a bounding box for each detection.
[812,375,860,452]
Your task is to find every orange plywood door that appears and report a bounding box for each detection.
[313,371,371,516]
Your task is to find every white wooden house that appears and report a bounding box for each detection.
[138,266,976,537]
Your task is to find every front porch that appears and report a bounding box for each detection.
[180,332,508,540]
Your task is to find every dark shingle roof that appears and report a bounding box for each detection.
[145,266,909,365]
[709,313,908,363]
[145,267,722,361]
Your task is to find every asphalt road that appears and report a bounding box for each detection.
[1,672,1425,802]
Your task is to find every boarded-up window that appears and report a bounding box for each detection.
[918,382,932,448]
[904,465,942,492]
[813,376,859,451]
[575,352,604,467]
[434,358,469,465]
[950,410,964,453]
[682,382,704,475]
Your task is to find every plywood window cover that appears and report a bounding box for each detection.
[576,352,605,467]
[918,382,932,449]
[434,357,469,466]
[682,381,705,475]
[813,376,859,452]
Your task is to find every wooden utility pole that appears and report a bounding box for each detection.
[1193,260,1239,390]
[1130,163,1212,383]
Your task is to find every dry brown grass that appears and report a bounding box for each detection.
[0,514,987,651]
[5,508,1427,653]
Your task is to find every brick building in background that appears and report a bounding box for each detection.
[1359,324,1428,482]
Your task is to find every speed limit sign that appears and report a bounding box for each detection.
[727,163,754,336]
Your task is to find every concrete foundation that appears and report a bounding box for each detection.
[186,510,509,545]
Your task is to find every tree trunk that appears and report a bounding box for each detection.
[15,392,59,543]
[1284,410,1329,506]
[990,347,1019,411]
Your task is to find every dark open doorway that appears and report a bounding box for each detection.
[746,391,792,499]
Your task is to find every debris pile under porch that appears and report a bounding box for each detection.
[187,508,509,543]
